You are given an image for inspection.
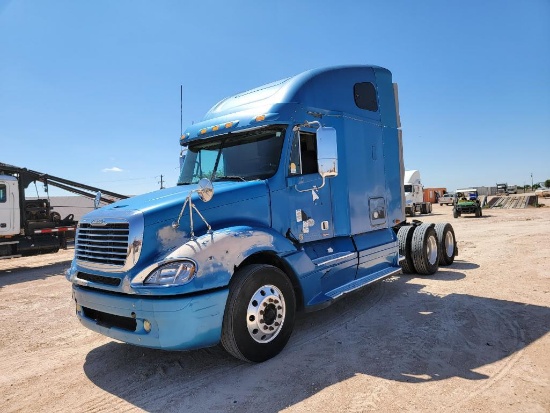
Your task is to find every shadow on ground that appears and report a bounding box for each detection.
[0,260,71,288]
[83,268,550,412]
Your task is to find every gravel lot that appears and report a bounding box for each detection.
[1,203,549,413]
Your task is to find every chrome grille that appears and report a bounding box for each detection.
[76,222,129,267]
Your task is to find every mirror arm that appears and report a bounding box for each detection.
[293,120,322,132]
[172,188,213,239]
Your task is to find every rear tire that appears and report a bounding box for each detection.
[411,224,439,275]
[453,209,459,218]
[434,223,457,265]
[221,264,296,362]
[397,225,416,274]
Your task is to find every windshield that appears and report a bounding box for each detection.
[178,126,286,185]
[404,185,413,193]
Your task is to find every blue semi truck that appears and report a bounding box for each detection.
[67,65,457,362]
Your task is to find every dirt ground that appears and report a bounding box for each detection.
[1,203,549,413]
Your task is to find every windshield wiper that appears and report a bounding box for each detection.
[214,176,246,182]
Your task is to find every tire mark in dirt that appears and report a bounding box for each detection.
[287,278,389,351]
[446,302,526,412]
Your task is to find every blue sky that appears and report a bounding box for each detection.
[1,0,549,197]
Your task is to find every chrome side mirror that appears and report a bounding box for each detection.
[197,178,214,202]
[316,127,338,178]
[94,191,101,209]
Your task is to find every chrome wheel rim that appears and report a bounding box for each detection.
[427,235,438,265]
[247,284,285,343]
[444,230,454,258]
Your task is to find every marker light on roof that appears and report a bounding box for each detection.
[200,128,207,135]
[212,125,219,131]
[225,122,233,128]
[255,115,266,122]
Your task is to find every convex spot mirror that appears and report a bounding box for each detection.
[94,191,101,209]
[316,127,338,178]
[197,178,214,202]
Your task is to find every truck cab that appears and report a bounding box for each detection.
[0,175,21,237]
[403,170,432,215]
[67,66,456,362]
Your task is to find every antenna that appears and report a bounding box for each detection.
[180,85,183,138]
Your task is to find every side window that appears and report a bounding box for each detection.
[289,131,318,176]
[0,184,6,203]
[289,132,302,175]
[353,82,378,111]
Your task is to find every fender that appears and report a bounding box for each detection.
[130,226,311,295]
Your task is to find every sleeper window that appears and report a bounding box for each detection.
[353,82,378,112]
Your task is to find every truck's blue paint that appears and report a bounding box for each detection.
[73,284,229,350]
[67,65,406,352]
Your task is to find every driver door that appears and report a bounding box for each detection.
[286,129,334,243]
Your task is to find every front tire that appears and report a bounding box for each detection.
[221,264,296,362]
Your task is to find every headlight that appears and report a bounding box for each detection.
[144,260,196,286]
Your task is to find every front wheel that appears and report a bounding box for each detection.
[221,264,296,362]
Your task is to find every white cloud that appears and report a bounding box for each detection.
[102,167,123,173]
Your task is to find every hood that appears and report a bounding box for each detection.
[81,180,272,270]
[86,180,271,229]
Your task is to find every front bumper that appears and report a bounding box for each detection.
[72,285,229,350]
[456,205,478,213]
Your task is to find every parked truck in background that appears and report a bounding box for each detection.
[403,170,432,216]
[0,163,127,259]
[439,192,454,206]
[66,65,458,362]
[496,183,508,195]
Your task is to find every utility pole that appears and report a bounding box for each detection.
[159,175,165,189]
[531,173,533,191]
